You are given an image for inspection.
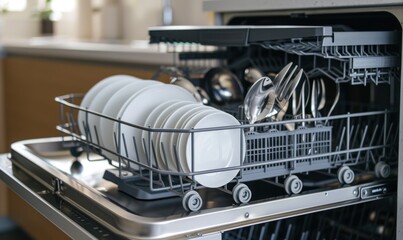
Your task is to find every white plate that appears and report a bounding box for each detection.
[169,105,216,171]
[78,75,140,136]
[86,78,134,145]
[180,111,245,188]
[176,108,219,172]
[142,100,194,169]
[100,80,162,162]
[114,84,197,166]
[157,102,204,171]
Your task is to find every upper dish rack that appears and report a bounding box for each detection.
[149,26,401,85]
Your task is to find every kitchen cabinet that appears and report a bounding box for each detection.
[0,59,6,216]
[0,55,165,238]
[3,56,165,148]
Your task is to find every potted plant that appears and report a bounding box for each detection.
[39,0,53,35]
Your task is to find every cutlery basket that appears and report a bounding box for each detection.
[55,94,397,211]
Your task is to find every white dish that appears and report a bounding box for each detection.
[179,111,245,188]
[86,78,134,145]
[114,84,197,166]
[169,105,216,171]
[78,75,140,136]
[157,102,203,171]
[100,80,162,162]
[142,100,194,169]
[176,108,219,172]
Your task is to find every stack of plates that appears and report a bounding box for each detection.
[144,101,245,187]
[78,75,245,188]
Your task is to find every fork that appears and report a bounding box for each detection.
[265,64,304,120]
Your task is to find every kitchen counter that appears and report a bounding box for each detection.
[0,37,177,65]
[203,0,403,12]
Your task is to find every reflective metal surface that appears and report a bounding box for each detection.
[203,67,244,104]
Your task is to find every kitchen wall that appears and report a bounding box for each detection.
[121,0,212,40]
[0,0,213,41]
[1,1,40,39]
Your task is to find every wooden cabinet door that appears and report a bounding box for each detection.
[3,56,163,149]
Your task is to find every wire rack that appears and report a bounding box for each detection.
[261,35,400,85]
[222,196,396,240]
[151,30,400,86]
[55,93,397,211]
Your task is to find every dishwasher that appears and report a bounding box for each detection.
[0,2,401,240]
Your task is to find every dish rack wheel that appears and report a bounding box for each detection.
[233,183,252,204]
[182,190,203,212]
[337,165,355,185]
[374,161,391,179]
[284,175,303,195]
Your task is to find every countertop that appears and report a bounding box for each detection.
[203,0,403,12]
[0,37,178,65]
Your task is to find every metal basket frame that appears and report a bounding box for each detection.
[55,94,397,201]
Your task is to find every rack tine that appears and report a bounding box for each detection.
[132,136,140,167]
[151,141,166,187]
[172,144,182,172]
[150,140,160,169]
[93,125,101,145]
[272,220,282,240]
[160,142,170,170]
[83,120,92,143]
[247,225,255,239]
[113,131,119,159]
[142,138,151,167]
[354,125,368,164]
[348,125,356,149]
[119,134,129,168]
[258,223,268,240]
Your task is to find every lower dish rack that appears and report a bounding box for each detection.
[223,197,396,240]
[55,94,398,212]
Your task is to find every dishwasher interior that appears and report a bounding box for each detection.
[146,11,401,199]
[3,10,401,240]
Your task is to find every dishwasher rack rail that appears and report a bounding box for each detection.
[149,26,400,86]
[55,94,397,211]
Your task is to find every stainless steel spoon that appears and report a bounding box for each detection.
[244,62,303,126]
[170,76,203,103]
[244,67,264,84]
[203,67,244,105]
[196,86,210,105]
[243,76,276,124]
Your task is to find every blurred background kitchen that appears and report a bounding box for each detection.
[0,0,212,40]
[0,0,212,239]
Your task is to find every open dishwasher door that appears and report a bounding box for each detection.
[0,137,397,239]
